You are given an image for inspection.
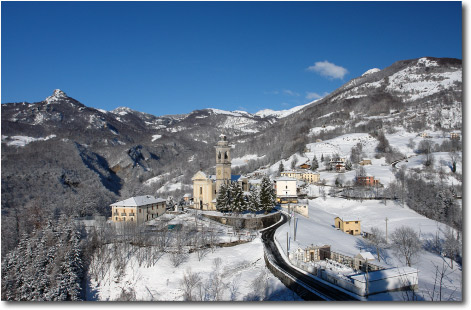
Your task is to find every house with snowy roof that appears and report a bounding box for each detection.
[354,252,377,271]
[110,195,166,225]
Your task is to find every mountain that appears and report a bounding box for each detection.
[1,57,462,244]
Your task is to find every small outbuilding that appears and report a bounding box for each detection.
[335,217,361,235]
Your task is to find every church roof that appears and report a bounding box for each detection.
[192,171,209,180]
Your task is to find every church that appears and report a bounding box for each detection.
[192,134,248,210]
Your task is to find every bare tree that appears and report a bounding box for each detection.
[210,258,225,301]
[391,226,422,267]
[442,227,461,269]
[368,227,386,262]
[229,273,241,301]
[426,261,459,301]
[180,268,201,301]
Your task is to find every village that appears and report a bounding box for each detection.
[100,131,462,300]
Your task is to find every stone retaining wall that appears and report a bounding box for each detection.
[202,212,281,230]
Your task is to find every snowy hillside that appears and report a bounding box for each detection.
[275,198,462,301]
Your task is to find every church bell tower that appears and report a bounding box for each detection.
[215,134,232,193]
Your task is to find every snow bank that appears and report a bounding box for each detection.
[4,135,56,147]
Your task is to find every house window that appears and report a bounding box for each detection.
[115,217,118,221]
[139,209,142,213]
[355,221,359,224]
[131,218,133,221]
[200,187,203,195]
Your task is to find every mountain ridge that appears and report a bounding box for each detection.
[1,56,462,226]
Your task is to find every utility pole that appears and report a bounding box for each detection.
[385,217,388,244]
[286,232,289,254]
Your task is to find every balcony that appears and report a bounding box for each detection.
[121,213,126,216]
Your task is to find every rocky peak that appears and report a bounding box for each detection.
[45,89,68,103]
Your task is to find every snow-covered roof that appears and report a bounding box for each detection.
[111,195,166,207]
[357,251,375,261]
[349,267,418,283]
[275,176,297,182]
[249,179,262,184]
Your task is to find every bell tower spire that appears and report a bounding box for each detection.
[215,134,232,193]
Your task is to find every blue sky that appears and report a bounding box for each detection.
[1,1,462,116]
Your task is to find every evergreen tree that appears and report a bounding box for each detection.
[345,160,352,171]
[247,187,260,213]
[1,216,84,301]
[230,182,246,215]
[311,156,319,171]
[216,183,230,213]
[278,162,284,175]
[259,176,276,214]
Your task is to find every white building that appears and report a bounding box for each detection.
[274,176,297,203]
[348,267,419,296]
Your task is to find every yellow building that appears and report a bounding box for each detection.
[301,171,320,183]
[192,171,217,210]
[335,217,361,235]
[281,170,319,184]
[111,195,166,225]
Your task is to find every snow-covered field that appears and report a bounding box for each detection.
[306,133,378,159]
[87,213,302,301]
[275,197,462,301]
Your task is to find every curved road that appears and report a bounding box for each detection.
[261,213,358,301]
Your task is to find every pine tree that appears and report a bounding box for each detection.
[345,160,352,171]
[247,187,260,213]
[278,162,284,175]
[230,182,246,215]
[1,216,84,301]
[311,156,319,171]
[216,183,229,213]
[259,176,276,214]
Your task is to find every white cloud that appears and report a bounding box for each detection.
[283,89,300,96]
[305,92,322,100]
[307,61,348,79]
[305,91,329,100]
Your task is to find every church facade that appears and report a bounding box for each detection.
[192,134,247,211]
